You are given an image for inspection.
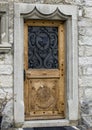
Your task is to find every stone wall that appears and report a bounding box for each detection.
[0,0,92,129]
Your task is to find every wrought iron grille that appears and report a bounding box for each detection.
[28,26,58,69]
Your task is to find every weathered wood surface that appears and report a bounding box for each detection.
[24,20,65,120]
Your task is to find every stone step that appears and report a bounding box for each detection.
[24,126,78,130]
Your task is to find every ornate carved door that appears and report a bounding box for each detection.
[24,20,65,120]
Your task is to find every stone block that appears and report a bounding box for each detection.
[79,35,92,45]
[78,18,92,27]
[79,57,92,66]
[79,87,84,99]
[4,53,13,65]
[23,0,43,3]
[85,28,92,36]
[9,28,14,44]
[0,87,13,99]
[83,7,92,18]
[85,0,92,6]
[80,99,89,114]
[0,65,13,75]
[1,100,13,129]
[85,88,92,99]
[64,0,74,4]
[0,60,4,65]
[0,75,13,87]
[40,0,64,4]
[79,27,86,36]
[83,66,92,75]
[88,101,92,115]
[82,116,92,127]
[79,27,92,36]
[80,99,92,115]
[79,76,92,86]
[79,46,85,57]
[79,66,83,76]
[0,54,5,65]
[77,0,84,5]
[85,46,92,56]
[60,0,84,5]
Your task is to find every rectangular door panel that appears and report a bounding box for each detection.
[25,79,64,120]
[26,69,60,78]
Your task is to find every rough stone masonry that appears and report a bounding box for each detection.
[0,0,92,130]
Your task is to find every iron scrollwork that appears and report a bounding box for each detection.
[28,26,58,69]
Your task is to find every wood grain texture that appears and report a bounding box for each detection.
[26,69,60,78]
[24,20,65,120]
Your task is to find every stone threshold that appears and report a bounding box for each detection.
[24,126,79,130]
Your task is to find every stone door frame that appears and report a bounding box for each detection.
[14,3,78,128]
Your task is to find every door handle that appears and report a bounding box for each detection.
[24,69,26,81]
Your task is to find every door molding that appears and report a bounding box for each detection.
[14,3,78,127]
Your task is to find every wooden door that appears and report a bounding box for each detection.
[24,20,65,120]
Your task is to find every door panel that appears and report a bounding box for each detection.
[24,20,65,120]
[26,69,60,78]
